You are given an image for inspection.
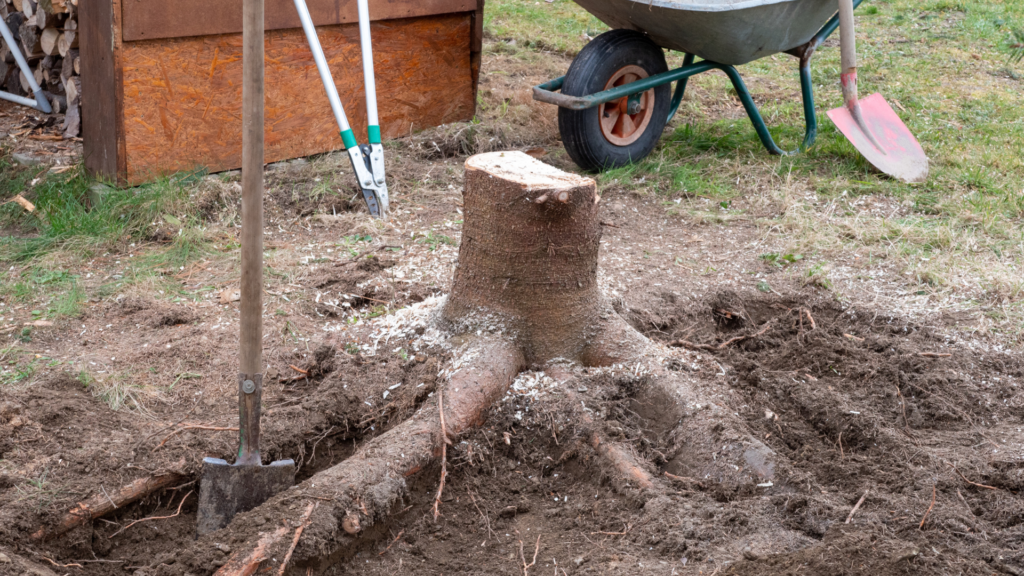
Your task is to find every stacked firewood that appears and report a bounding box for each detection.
[0,0,80,138]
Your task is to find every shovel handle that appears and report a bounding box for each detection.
[837,0,859,106]
[239,0,264,465]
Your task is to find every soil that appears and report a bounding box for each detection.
[2,42,1023,576]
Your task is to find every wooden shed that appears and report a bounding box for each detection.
[81,0,484,184]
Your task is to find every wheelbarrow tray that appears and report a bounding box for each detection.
[572,0,837,65]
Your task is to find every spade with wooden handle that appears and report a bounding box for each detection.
[826,0,928,183]
[196,0,295,536]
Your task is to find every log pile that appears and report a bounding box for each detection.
[0,0,81,137]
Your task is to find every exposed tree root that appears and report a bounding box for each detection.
[24,153,789,573]
[181,153,788,574]
[207,336,524,576]
[31,468,185,541]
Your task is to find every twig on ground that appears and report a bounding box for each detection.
[109,490,193,539]
[378,529,405,556]
[277,502,316,576]
[843,333,865,342]
[837,431,844,461]
[518,535,540,576]
[919,485,936,529]
[469,491,498,542]
[801,308,816,330]
[305,426,336,466]
[919,352,951,358]
[664,472,701,485]
[155,425,238,450]
[289,364,308,375]
[133,405,199,452]
[955,489,984,536]
[100,485,118,510]
[433,390,451,521]
[845,490,869,523]
[591,524,632,536]
[669,322,772,351]
[40,556,84,568]
[339,293,392,305]
[952,466,999,490]
[894,380,910,428]
[549,414,559,446]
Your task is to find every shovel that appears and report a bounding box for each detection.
[196,0,295,536]
[826,0,928,183]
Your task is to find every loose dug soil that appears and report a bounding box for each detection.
[3,288,1023,576]
[2,43,1023,576]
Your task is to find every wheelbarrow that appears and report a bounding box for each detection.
[533,0,868,171]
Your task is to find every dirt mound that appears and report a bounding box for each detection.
[3,290,1022,575]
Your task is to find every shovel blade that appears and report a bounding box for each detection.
[827,93,929,183]
[196,457,295,536]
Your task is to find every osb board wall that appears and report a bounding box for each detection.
[122,0,476,41]
[121,14,473,183]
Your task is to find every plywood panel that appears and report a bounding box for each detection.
[120,14,474,184]
[122,0,476,41]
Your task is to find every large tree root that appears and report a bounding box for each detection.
[31,468,185,542]
[209,336,524,575]
[37,152,780,574]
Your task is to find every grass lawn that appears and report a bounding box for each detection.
[2,0,1023,341]
[487,0,1024,338]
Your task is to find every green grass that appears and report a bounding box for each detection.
[0,164,207,261]
[0,157,216,314]
[487,0,1024,336]
[484,0,607,55]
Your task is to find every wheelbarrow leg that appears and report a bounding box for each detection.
[797,47,819,152]
[666,53,695,123]
[715,64,790,155]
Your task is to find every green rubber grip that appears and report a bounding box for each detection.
[367,125,381,144]
[340,129,357,149]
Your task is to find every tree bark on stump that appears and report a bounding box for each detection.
[441,152,647,366]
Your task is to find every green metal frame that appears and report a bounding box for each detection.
[532,0,865,156]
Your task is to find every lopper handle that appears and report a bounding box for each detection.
[356,0,381,143]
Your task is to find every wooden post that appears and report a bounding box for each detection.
[238,0,263,464]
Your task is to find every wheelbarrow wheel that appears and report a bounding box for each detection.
[559,29,671,172]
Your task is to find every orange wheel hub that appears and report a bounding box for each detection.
[598,65,655,146]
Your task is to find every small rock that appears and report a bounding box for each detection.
[574,556,585,567]
[12,152,46,166]
[498,505,518,519]
[0,552,11,563]
[742,547,759,561]
[88,183,116,206]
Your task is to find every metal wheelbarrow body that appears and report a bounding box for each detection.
[534,0,903,173]
[573,0,838,65]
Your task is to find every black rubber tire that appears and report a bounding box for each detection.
[558,29,671,172]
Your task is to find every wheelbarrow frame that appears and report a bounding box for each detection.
[533,0,866,156]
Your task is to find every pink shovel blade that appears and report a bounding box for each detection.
[827,93,928,183]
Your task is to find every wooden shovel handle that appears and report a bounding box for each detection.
[239,0,265,462]
[837,0,859,105]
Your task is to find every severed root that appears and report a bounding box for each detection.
[549,367,656,491]
[208,336,525,576]
[31,469,185,541]
[668,322,772,352]
[590,435,655,491]
[214,525,290,576]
